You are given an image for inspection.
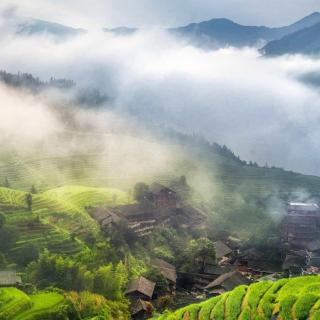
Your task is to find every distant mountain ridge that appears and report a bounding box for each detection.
[169,12,320,48]
[15,18,86,39]
[11,12,320,55]
[103,26,137,35]
[262,21,320,56]
[104,12,320,49]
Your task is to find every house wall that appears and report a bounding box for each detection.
[126,292,151,301]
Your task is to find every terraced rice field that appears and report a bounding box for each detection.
[0,185,132,265]
[154,276,320,320]
[0,288,66,320]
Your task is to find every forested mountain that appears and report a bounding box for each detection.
[11,12,320,54]
[0,71,109,107]
[104,12,320,49]
[16,18,86,38]
[169,12,320,48]
[262,22,320,56]
[104,26,138,35]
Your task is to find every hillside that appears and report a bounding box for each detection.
[0,185,132,268]
[154,276,320,320]
[106,12,320,49]
[1,128,320,241]
[0,287,66,320]
[262,22,320,56]
[104,12,320,49]
[0,287,127,319]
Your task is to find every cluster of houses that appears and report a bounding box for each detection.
[124,237,278,319]
[4,196,320,319]
[88,182,206,239]
[124,199,320,318]
[125,258,177,319]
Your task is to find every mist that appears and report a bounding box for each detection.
[1,14,320,177]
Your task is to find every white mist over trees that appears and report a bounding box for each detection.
[1,9,320,175]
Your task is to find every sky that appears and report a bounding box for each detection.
[1,0,320,29]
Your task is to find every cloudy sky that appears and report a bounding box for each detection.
[2,0,320,176]
[2,0,320,29]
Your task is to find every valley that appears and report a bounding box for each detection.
[1,2,320,319]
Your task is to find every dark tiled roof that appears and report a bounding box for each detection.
[152,258,177,283]
[88,207,120,224]
[0,271,22,286]
[306,240,320,252]
[205,271,250,290]
[130,299,152,315]
[125,276,155,298]
[282,254,306,270]
[239,248,264,261]
[114,201,156,218]
[214,241,233,259]
[203,264,236,275]
[149,183,176,195]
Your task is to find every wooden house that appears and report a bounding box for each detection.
[203,264,236,278]
[0,271,22,287]
[130,299,153,320]
[149,183,177,208]
[193,265,236,290]
[204,271,250,296]
[282,203,320,250]
[151,258,177,290]
[87,207,121,230]
[125,276,155,301]
[113,198,205,237]
[282,250,309,274]
[214,240,233,262]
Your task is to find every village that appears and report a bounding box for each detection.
[86,182,320,319]
[1,181,320,320]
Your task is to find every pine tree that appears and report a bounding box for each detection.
[3,177,10,188]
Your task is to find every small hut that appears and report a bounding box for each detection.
[125,276,155,301]
[205,271,250,296]
[130,299,153,320]
[152,258,177,284]
[214,240,233,261]
[0,271,22,287]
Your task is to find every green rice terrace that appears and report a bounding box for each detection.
[0,185,133,268]
[0,287,66,320]
[0,287,125,319]
[154,276,320,320]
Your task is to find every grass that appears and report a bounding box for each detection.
[153,276,320,320]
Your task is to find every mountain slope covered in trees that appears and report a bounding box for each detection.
[262,22,320,56]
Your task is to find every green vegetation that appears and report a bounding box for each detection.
[1,130,320,319]
[225,285,247,320]
[12,292,65,320]
[0,185,133,267]
[0,288,31,319]
[0,287,128,319]
[154,276,320,320]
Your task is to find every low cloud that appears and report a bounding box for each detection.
[1,15,320,176]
